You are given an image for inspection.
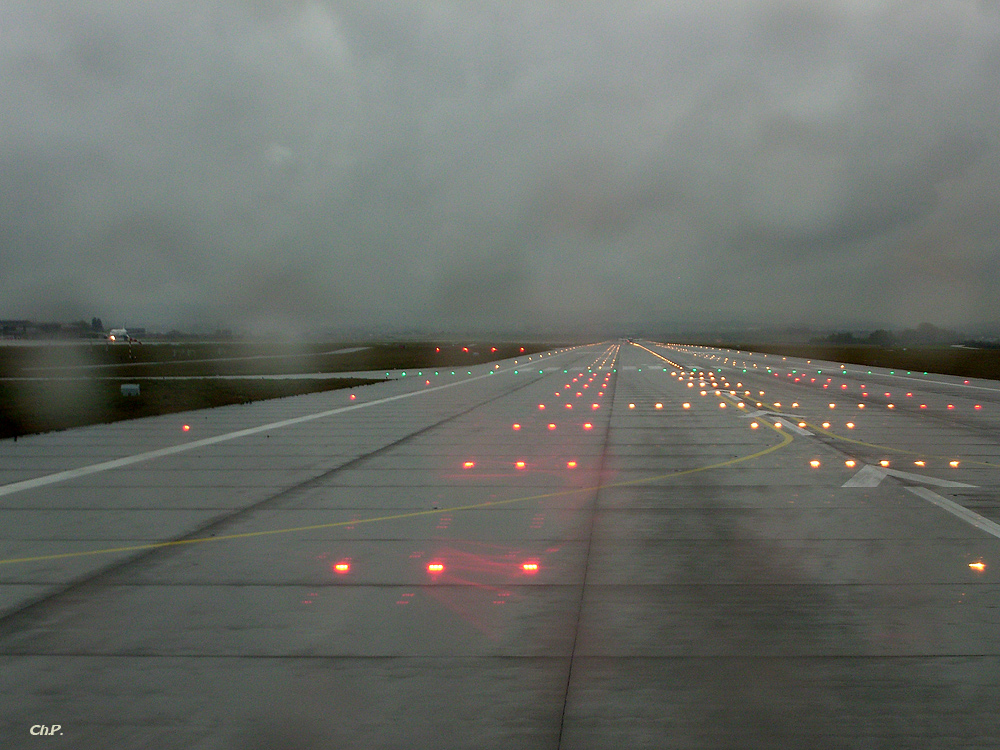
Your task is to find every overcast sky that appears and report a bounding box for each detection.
[2,0,999,335]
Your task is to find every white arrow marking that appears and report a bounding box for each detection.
[842,464,885,487]
[737,409,812,435]
[772,417,812,435]
[843,464,975,488]
[906,486,1000,540]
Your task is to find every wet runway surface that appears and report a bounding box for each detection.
[2,340,999,748]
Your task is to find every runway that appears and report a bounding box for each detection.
[2,340,999,748]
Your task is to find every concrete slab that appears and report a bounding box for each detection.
[2,341,1000,748]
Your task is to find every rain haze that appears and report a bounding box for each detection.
[3,0,1000,336]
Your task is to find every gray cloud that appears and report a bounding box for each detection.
[2,0,999,334]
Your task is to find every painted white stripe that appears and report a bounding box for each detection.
[883,467,975,488]
[906,486,1000,540]
[0,348,583,499]
[772,417,812,435]
[842,464,976,488]
[842,464,885,487]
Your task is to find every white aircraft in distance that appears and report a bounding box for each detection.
[107,327,140,344]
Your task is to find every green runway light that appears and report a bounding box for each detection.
[514,370,518,374]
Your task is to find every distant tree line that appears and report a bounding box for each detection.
[815,323,990,347]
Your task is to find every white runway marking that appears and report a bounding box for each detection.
[906,486,1000,540]
[843,464,975,488]
[0,352,574,499]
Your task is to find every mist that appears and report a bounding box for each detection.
[2,1,999,335]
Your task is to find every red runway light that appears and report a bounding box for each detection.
[538,404,545,410]
[349,394,356,400]
[515,461,526,469]
[427,563,445,573]
[566,460,577,468]
[522,562,539,573]
[548,423,557,430]
[512,423,521,430]
[182,424,190,432]
[463,461,475,469]
[334,562,351,573]
[583,423,593,430]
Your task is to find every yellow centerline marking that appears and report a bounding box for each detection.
[0,382,792,566]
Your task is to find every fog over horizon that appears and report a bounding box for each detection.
[2,1,999,336]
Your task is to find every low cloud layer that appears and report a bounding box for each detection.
[2,0,999,334]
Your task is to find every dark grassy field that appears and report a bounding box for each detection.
[1,341,555,378]
[0,341,558,439]
[725,343,1000,380]
[0,377,380,440]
